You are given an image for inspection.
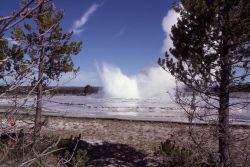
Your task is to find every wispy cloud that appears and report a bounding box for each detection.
[113,26,126,38]
[71,3,102,35]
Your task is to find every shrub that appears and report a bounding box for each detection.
[83,85,95,95]
[57,134,88,167]
[155,139,216,167]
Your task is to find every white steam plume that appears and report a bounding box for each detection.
[161,9,180,54]
[98,63,140,99]
[137,66,175,98]
[98,63,176,99]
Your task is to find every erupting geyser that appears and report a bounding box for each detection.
[97,9,179,99]
[98,63,140,99]
[98,63,176,99]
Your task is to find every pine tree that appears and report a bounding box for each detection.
[159,0,250,166]
[11,0,82,140]
[0,20,26,88]
[0,33,10,79]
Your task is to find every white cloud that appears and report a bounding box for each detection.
[71,3,102,35]
[161,9,179,55]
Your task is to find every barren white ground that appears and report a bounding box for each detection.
[0,92,250,125]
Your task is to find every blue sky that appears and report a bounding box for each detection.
[1,0,175,86]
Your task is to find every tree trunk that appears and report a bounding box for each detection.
[33,0,45,141]
[218,52,230,167]
[33,51,44,141]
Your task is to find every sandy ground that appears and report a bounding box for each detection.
[41,117,250,166]
[2,115,250,166]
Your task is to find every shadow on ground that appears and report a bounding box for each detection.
[58,135,159,167]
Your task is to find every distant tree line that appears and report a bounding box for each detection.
[0,85,100,95]
[183,83,250,93]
